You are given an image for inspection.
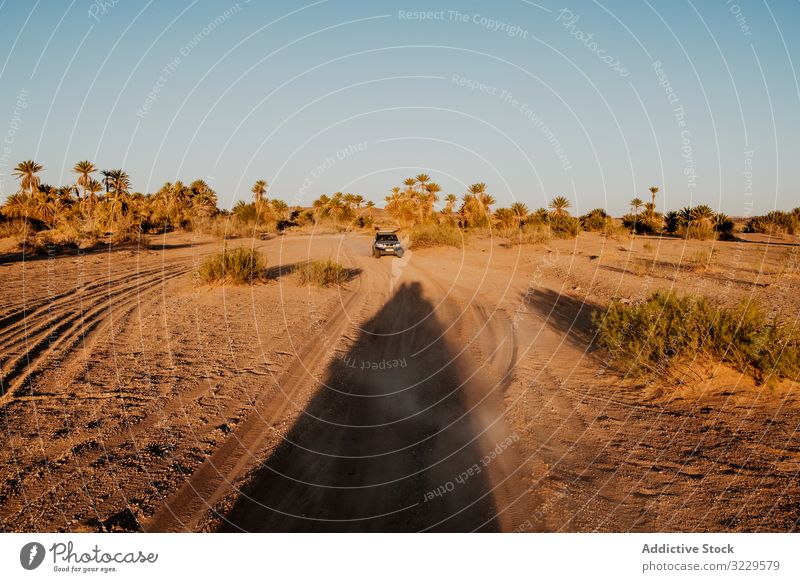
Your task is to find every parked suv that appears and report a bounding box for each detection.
[372,231,404,258]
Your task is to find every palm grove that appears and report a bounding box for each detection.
[1,161,798,252]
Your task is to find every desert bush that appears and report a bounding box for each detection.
[524,208,550,226]
[580,208,611,232]
[295,259,351,287]
[664,210,681,234]
[593,290,800,384]
[410,223,464,249]
[0,218,37,238]
[683,224,717,240]
[17,234,49,255]
[15,227,92,254]
[193,215,272,240]
[48,228,81,249]
[744,210,799,235]
[198,247,266,285]
[622,212,663,235]
[109,222,146,246]
[499,223,550,246]
[548,214,580,238]
[713,213,735,236]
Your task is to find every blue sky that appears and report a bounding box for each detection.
[0,0,797,215]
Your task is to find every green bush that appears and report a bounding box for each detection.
[410,223,464,249]
[548,214,580,238]
[296,259,352,287]
[714,213,735,235]
[198,247,266,285]
[622,212,663,235]
[593,290,800,384]
[684,224,717,240]
[744,210,799,235]
[580,209,611,232]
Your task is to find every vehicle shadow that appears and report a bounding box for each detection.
[521,287,601,351]
[217,282,499,532]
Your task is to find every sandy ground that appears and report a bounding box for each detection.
[0,229,798,532]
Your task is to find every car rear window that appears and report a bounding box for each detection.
[377,234,398,242]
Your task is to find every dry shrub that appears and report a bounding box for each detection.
[499,224,550,246]
[684,225,717,240]
[0,218,35,238]
[198,247,266,285]
[191,216,279,240]
[593,290,800,385]
[684,249,715,272]
[17,235,48,255]
[410,223,464,249]
[295,259,352,287]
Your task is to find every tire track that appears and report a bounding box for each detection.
[0,266,189,402]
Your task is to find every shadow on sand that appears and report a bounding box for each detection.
[521,287,601,351]
[217,282,499,532]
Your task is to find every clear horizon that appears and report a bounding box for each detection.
[0,0,797,216]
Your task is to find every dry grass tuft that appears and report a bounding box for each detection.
[295,259,353,287]
[410,224,464,249]
[198,247,266,285]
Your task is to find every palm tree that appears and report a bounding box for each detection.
[493,208,517,229]
[549,195,571,217]
[327,192,347,222]
[101,170,113,193]
[251,179,267,205]
[414,174,430,194]
[105,169,130,194]
[2,192,34,220]
[420,182,441,223]
[458,194,479,227]
[648,186,659,208]
[271,199,289,220]
[82,179,102,212]
[384,188,402,216]
[630,197,643,217]
[312,194,330,219]
[189,179,211,196]
[192,191,218,219]
[468,183,494,221]
[510,202,529,227]
[13,160,44,194]
[103,169,131,227]
[690,205,715,229]
[443,193,458,214]
[714,212,733,234]
[32,184,65,227]
[73,160,96,200]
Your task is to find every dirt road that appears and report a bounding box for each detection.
[150,235,533,532]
